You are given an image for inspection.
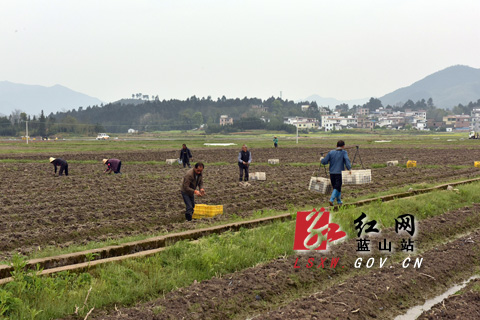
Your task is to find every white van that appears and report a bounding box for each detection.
[96,133,110,140]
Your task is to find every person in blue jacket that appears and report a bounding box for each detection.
[320,140,352,206]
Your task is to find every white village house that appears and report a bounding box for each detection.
[283,116,319,129]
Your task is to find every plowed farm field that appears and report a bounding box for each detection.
[1,145,480,260]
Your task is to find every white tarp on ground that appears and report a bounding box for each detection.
[203,143,237,146]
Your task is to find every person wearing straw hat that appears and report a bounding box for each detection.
[320,140,351,206]
[49,157,69,176]
[103,158,122,174]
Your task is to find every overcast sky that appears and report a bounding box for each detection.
[1,0,479,103]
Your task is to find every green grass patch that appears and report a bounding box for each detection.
[0,159,45,163]
[370,163,387,168]
[421,164,441,169]
[448,165,471,170]
[471,282,480,293]
[0,221,295,319]
[0,131,475,155]
[286,162,318,167]
[204,161,230,166]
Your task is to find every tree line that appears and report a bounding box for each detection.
[2,95,480,136]
[0,110,104,137]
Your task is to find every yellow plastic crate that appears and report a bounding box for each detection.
[205,205,223,217]
[193,204,223,219]
[406,160,417,168]
[194,204,208,211]
[192,204,208,219]
[475,161,480,168]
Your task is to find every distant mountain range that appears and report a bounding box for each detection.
[0,81,102,116]
[378,65,480,108]
[306,65,480,109]
[1,65,479,117]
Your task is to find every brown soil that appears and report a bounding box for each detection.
[2,145,480,165]
[418,279,480,319]
[1,147,480,259]
[1,146,480,259]
[86,205,480,320]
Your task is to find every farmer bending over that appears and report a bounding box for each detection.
[49,157,69,176]
[103,158,122,174]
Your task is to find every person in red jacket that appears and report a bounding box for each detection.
[103,158,122,174]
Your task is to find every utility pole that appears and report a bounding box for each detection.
[296,125,298,144]
[26,121,28,145]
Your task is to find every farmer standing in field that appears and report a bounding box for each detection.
[179,144,193,168]
[103,158,122,174]
[238,144,252,181]
[273,136,278,148]
[49,157,69,176]
[320,140,352,206]
[180,162,206,221]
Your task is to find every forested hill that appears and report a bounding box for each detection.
[379,65,480,109]
[53,96,303,132]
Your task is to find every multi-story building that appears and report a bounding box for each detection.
[454,115,471,131]
[284,117,319,129]
[413,110,427,120]
[426,119,446,129]
[219,115,233,126]
[355,108,369,116]
[377,116,406,129]
[318,107,330,115]
[471,108,480,131]
[322,116,357,131]
[356,116,369,129]
[443,115,457,126]
[377,118,393,128]
[415,120,427,130]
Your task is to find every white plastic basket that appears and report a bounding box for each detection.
[309,177,332,194]
[342,169,372,185]
[250,172,266,181]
